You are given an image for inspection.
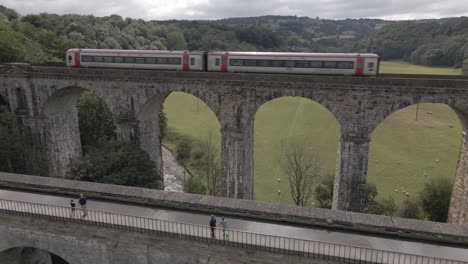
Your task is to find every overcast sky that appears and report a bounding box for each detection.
[2,0,468,21]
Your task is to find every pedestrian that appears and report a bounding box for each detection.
[78,193,87,218]
[218,217,229,239]
[209,215,216,238]
[70,199,76,217]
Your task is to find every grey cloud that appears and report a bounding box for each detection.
[2,0,468,20]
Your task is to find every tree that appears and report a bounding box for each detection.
[462,59,468,76]
[166,31,187,50]
[76,91,116,152]
[198,135,220,196]
[363,182,396,216]
[279,139,321,206]
[68,140,160,188]
[420,177,453,222]
[399,197,423,219]
[0,29,24,62]
[186,175,206,195]
[314,174,334,209]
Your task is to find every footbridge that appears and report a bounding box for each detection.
[0,172,467,264]
[2,64,468,218]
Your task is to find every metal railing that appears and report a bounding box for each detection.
[0,198,465,264]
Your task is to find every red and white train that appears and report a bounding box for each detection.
[66,49,380,76]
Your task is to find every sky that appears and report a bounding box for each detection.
[2,0,468,21]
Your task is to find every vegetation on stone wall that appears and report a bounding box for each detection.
[69,92,161,189]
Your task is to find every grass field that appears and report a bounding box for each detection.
[380,60,462,75]
[162,61,463,206]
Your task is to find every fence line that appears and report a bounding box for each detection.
[0,198,465,263]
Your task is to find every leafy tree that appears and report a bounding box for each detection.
[314,174,334,209]
[420,177,453,222]
[463,59,468,76]
[363,182,396,216]
[279,139,321,206]
[0,29,24,62]
[159,105,167,139]
[176,138,192,162]
[166,31,187,50]
[185,175,206,195]
[76,91,116,152]
[68,140,160,188]
[399,197,423,219]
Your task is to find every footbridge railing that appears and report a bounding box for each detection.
[0,198,465,264]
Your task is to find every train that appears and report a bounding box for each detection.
[66,49,380,76]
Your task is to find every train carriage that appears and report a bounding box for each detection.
[66,49,379,76]
[207,51,379,76]
[66,49,206,71]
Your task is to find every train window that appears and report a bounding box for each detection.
[103,56,113,63]
[114,57,124,63]
[230,59,243,66]
[157,57,168,64]
[146,57,156,64]
[295,61,309,68]
[82,56,93,62]
[191,58,195,65]
[68,56,72,61]
[271,60,283,67]
[323,61,337,68]
[368,62,375,68]
[173,58,182,64]
[94,56,104,62]
[244,60,257,67]
[135,57,145,64]
[257,60,271,67]
[309,61,322,68]
[284,61,295,68]
[124,57,136,63]
[215,58,220,66]
[337,61,354,69]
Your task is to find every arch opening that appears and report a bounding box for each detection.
[42,87,117,178]
[0,247,71,264]
[253,96,340,205]
[144,91,221,194]
[368,103,462,220]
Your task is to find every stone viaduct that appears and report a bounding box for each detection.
[1,64,468,222]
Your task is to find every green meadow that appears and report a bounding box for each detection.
[163,61,463,205]
[380,60,462,75]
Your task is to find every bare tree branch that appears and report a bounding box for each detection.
[279,139,321,206]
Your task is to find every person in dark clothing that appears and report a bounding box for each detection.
[70,199,76,217]
[209,215,216,238]
[78,193,87,218]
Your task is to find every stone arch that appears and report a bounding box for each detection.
[0,246,74,264]
[41,86,116,178]
[253,96,341,203]
[368,100,468,222]
[136,90,221,190]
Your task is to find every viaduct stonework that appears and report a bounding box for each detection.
[1,64,468,222]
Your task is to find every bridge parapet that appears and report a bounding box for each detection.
[0,172,467,246]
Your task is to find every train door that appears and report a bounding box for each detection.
[74,51,81,67]
[355,56,364,76]
[183,53,190,71]
[221,54,228,72]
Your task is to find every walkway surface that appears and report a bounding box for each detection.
[0,189,466,261]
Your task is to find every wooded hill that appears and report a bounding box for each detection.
[0,5,467,73]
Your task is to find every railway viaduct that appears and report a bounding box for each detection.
[1,63,468,223]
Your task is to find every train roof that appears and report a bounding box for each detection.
[208,51,379,58]
[66,49,206,55]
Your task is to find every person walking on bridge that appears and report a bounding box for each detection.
[78,193,88,218]
[209,215,217,238]
[218,217,229,239]
[70,199,76,217]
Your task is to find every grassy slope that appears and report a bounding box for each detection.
[380,60,462,75]
[163,61,463,205]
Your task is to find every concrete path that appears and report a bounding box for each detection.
[0,189,466,261]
